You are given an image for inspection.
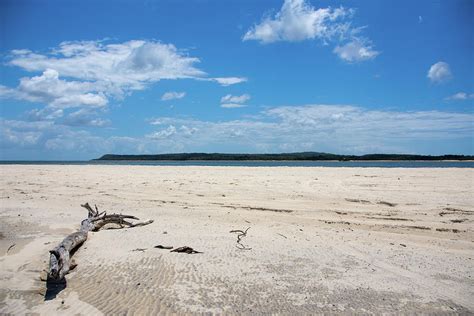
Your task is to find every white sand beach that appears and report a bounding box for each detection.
[0,165,473,314]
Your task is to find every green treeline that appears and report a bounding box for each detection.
[95,152,473,161]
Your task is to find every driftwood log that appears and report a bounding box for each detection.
[48,203,153,280]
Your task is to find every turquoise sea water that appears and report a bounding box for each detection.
[1,160,473,168]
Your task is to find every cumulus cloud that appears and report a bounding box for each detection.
[220,94,250,108]
[0,69,108,109]
[180,125,199,137]
[146,125,200,140]
[8,40,246,92]
[1,40,246,116]
[0,68,111,129]
[243,0,353,43]
[9,40,204,91]
[333,39,379,62]
[1,40,247,137]
[161,91,186,101]
[427,61,452,83]
[24,104,109,128]
[444,92,473,101]
[146,125,177,139]
[243,0,378,62]
[26,108,64,121]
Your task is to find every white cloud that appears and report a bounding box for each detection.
[180,125,198,137]
[221,103,248,108]
[333,39,379,62]
[146,125,177,139]
[0,118,142,159]
[2,40,246,112]
[221,94,251,104]
[8,40,246,92]
[0,85,19,99]
[0,69,108,109]
[2,104,473,159]
[444,92,474,101]
[26,108,64,121]
[0,119,53,148]
[53,40,107,57]
[10,49,32,56]
[161,91,186,101]
[427,61,452,83]
[220,94,250,108]
[42,129,110,152]
[1,124,42,147]
[146,104,474,154]
[211,77,248,86]
[23,103,110,128]
[61,109,111,127]
[243,0,378,62]
[243,0,353,43]
[9,40,205,92]
[1,40,247,136]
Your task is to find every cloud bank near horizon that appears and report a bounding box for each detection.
[2,104,472,159]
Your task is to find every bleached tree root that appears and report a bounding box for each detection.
[48,203,153,280]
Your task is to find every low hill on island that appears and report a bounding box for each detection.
[95,152,474,161]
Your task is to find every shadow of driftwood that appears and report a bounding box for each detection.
[45,277,67,301]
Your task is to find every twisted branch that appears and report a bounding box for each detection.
[230,227,251,250]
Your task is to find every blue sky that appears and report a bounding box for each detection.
[1,0,473,160]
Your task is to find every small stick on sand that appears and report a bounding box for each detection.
[170,246,202,254]
[230,227,252,250]
[6,244,16,254]
[131,248,147,252]
[154,245,173,249]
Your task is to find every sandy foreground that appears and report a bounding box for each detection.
[0,165,473,315]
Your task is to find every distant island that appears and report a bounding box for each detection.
[95,152,474,161]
